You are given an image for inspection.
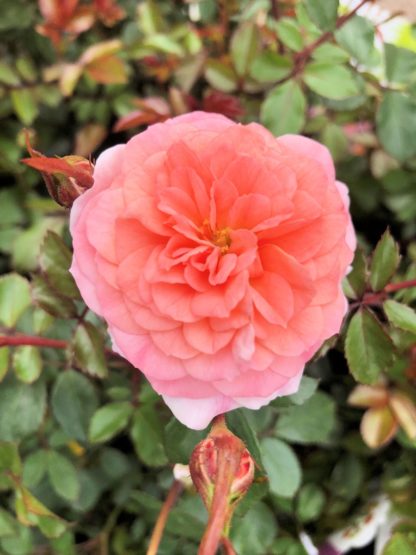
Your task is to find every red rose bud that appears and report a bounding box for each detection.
[21,136,94,208]
[189,415,254,554]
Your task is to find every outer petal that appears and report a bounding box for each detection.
[277,134,335,182]
[162,394,238,430]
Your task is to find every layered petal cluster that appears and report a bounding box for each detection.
[70,112,355,429]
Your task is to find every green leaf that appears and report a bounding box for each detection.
[250,51,292,83]
[296,483,325,522]
[89,402,133,443]
[33,308,54,335]
[330,453,364,501]
[312,43,349,63]
[73,323,108,378]
[0,347,9,383]
[260,438,301,498]
[343,248,367,299]
[261,80,306,136]
[31,274,77,319]
[345,309,394,384]
[47,451,80,502]
[10,89,38,125]
[304,62,360,99]
[0,274,31,327]
[0,0,35,31]
[377,92,416,161]
[272,538,308,555]
[130,491,206,542]
[164,418,207,464]
[0,62,20,86]
[99,448,130,481]
[370,229,400,292]
[231,502,278,555]
[138,0,166,34]
[0,508,17,538]
[144,34,184,57]
[39,232,80,299]
[0,189,25,227]
[230,22,260,77]
[321,123,348,161]
[226,410,263,467]
[276,18,303,52]
[204,61,237,93]
[15,485,67,538]
[49,530,76,555]
[384,300,416,335]
[335,15,375,64]
[385,43,416,84]
[383,532,416,555]
[12,217,64,272]
[12,346,42,384]
[305,0,338,31]
[275,391,336,444]
[130,406,168,467]
[22,450,48,488]
[16,56,37,83]
[52,370,98,442]
[288,376,318,405]
[0,441,21,476]
[0,376,46,441]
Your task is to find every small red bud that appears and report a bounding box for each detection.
[189,416,254,554]
[21,133,94,208]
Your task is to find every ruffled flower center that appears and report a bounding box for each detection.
[200,219,231,254]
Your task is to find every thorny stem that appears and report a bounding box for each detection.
[349,279,416,310]
[273,0,372,86]
[146,481,183,555]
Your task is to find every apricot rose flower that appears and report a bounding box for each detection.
[70,112,355,429]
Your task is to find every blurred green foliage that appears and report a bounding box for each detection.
[1,0,416,553]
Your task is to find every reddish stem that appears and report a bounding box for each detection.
[0,334,67,349]
[274,0,371,86]
[146,481,183,555]
[0,333,120,358]
[221,537,237,555]
[349,278,416,310]
[385,279,416,293]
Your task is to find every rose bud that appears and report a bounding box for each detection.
[189,416,254,516]
[22,142,94,208]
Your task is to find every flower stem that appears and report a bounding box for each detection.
[146,481,183,555]
[0,332,120,358]
[0,334,67,349]
[349,278,416,310]
[385,279,416,293]
[198,446,237,555]
[221,537,237,555]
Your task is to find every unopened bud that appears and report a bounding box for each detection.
[21,135,94,208]
[189,416,254,511]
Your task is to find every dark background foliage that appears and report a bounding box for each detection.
[0,1,416,554]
